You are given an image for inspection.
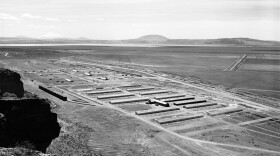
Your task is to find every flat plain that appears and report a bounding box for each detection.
[1,45,280,99]
[1,45,280,155]
[41,45,280,99]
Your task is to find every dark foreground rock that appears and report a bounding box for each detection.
[0,99,61,153]
[0,67,60,153]
[0,68,24,98]
[0,147,46,156]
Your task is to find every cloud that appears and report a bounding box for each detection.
[67,19,76,22]
[21,13,59,22]
[22,13,42,19]
[96,18,105,21]
[28,24,61,30]
[45,17,59,22]
[0,13,20,22]
[42,32,63,38]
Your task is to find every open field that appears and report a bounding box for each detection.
[1,45,280,155]
[241,57,280,72]
[46,45,280,99]
[1,46,279,100]
[241,64,280,72]
[192,128,280,152]
[237,89,280,100]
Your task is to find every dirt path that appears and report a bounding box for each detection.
[224,54,247,71]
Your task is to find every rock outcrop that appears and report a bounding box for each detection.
[0,68,24,98]
[0,68,60,153]
[0,99,61,153]
[0,147,45,156]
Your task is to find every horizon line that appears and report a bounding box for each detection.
[1,35,280,42]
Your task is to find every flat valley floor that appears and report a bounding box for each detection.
[1,45,280,155]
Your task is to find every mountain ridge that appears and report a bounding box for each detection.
[0,34,279,46]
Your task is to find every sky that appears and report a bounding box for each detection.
[0,0,279,40]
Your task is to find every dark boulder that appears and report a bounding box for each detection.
[0,99,61,153]
[0,68,24,98]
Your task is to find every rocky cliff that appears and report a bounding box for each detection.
[0,68,24,98]
[0,99,61,153]
[0,68,60,153]
[0,146,46,155]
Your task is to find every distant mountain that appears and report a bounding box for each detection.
[120,35,169,44]
[0,35,280,46]
[137,35,169,42]
[123,36,280,46]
